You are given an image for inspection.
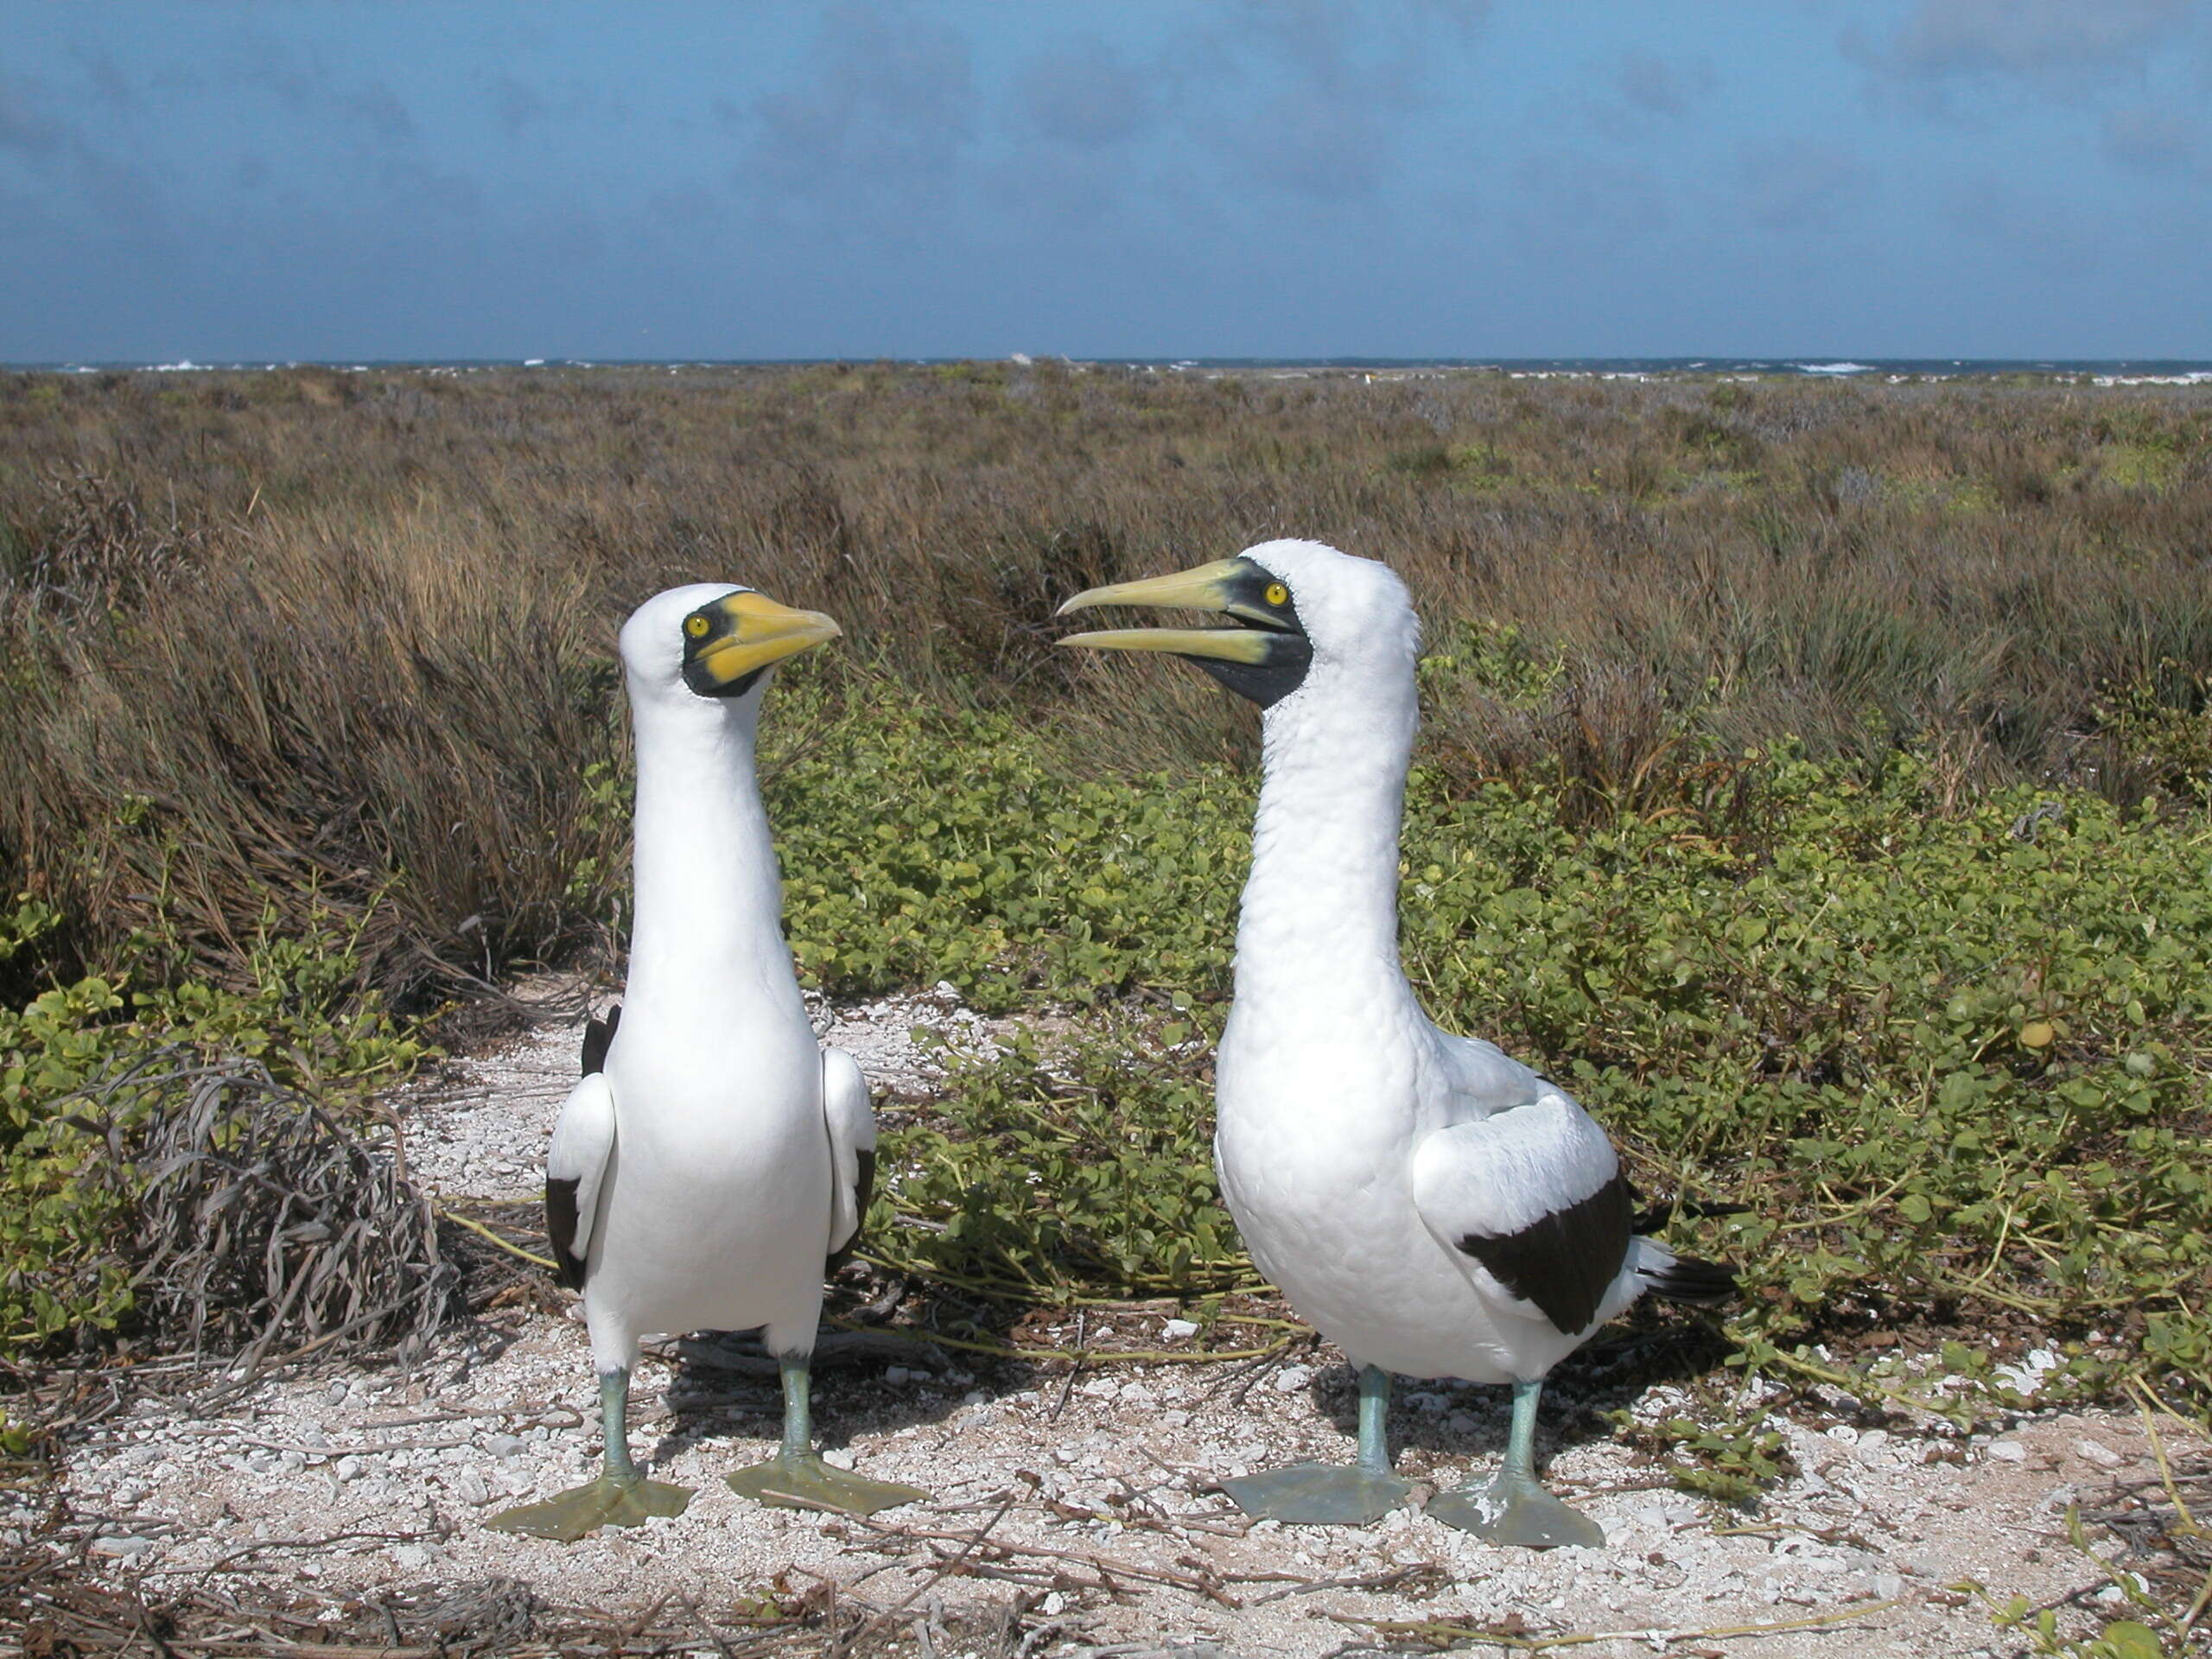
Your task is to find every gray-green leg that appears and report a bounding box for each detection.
[725,1352,927,1516]
[1427,1376,1604,1548]
[1217,1363,1414,1525]
[487,1369,691,1541]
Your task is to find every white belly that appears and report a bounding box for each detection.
[1215,1022,1581,1385]
[583,1004,830,1357]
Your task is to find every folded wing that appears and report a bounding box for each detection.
[545,1071,617,1291]
[822,1047,876,1272]
[1411,1082,1631,1337]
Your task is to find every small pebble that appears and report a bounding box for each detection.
[1986,1440,2027,1462]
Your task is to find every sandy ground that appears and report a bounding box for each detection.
[25,989,2206,1657]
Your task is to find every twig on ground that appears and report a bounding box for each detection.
[831,1492,1019,1656]
[438,1207,556,1271]
[1325,1596,1905,1653]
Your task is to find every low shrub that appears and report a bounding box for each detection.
[766,706,2212,1414]
[0,899,427,1355]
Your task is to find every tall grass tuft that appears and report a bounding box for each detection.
[3,364,2209,999]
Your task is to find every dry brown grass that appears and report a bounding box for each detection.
[2,363,2207,997]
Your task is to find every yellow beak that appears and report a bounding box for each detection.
[685,590,842,691]
[1055,558,1280,664]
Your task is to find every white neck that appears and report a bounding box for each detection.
[1232,668,1420,1023]
[624,690,798,1013]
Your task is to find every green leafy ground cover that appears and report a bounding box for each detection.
[741,678,2212,1426]
[10,671,2209,1430]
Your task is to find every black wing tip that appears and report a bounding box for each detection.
[1455,1173,1635,1337]
[581,1003,622,1077]
[825,1147,876,1275]
[545,1176,588,1290]
[1639,1254,1738,1306]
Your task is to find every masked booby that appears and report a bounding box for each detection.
[490,583,925,1541]
[1057,540,1732,1548]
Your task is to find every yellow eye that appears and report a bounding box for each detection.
[685,615,710,637]
[1264,582,1289,607]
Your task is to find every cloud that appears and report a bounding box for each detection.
[0,68,169,245]
[2101,105,2204,175]
[1576,48,1716,143]
[1229,99,1391,202]
[0,71,66,159]
[1845,0,2199,103]
[740,3,977,203]
[490,73,548,137]
[375,156,483,220]
[1013,33,1155,148]
[226,30,415,143]
[341,83,414,143]
[76,48,137,111]
[1513,149,1669,242]
[1736,140,1871,230]
[1616,48,1713,118]
[1946,170,2102,270]
[484,73,620,140]
[1160,0,1491,205]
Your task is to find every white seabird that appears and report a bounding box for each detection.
[491,582,925,1541]
[1057,540,1732,1547]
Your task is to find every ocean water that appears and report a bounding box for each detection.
[1141,357,2212,385]
[16,355,2212,385]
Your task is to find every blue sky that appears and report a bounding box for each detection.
[5,2,2210,361]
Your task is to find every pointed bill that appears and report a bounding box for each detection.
[1055,625,1278,663]
[684,591,842,692]
[1055,558,1250,620]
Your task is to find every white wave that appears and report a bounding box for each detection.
[1795,361,1872,375]
[2093,371,2212,386]
[150,359,206,372]
[523,358,546,366]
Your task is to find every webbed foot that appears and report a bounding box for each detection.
[486,1472,691,1541]
[726,1452,927,1516]
[1426,1472,1604,1548]
[1219,1461,1414,1525]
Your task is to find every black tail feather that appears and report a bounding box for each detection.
[581,1003,621,1077]
[1638,1253,1738,1306]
